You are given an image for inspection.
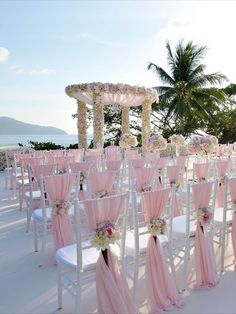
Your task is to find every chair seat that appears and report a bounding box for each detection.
[214,207,233,224]
[56,242,120,271]
[25,190,41,199]
[33,207,53,222]
[33,205,74,223]
[172,214,196,237]
[17,178,30,186]
[125,226,168,254]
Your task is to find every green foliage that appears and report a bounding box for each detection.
[67,143,78,149]
[26,141,64,150]
[148,40,228,137]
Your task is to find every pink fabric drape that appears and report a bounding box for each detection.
[176,156,186,171]
[44,174,76,250]
[106,146,121,161]
[151,157,169,169]
[131,158,146,168]
[55,156,75,172]
[70,161,93,174]
[31,164,56,185]
[84,195,137,314]
[166,165,182,216]
[215,160,229,207]
[143,189,185,313]
[192,182,218,289]
[106,160,122,171]
[194,163,209,182]
[228,178,236,263]
[126,149,139,160]
[87,171,117,197]
[134,167,155,192]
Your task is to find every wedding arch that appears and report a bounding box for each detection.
[65,82,158,151]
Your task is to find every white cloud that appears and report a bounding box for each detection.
[29,68,56,76]
[0,47,9,63]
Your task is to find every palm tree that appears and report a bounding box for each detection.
[148,40,228,135]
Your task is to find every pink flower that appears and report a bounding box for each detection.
[106,227,113,236]
[170,180,176,185]
[203,213,210,222]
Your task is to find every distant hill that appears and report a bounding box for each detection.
[0,117,67,135]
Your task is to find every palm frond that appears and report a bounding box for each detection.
[147,63,175,86]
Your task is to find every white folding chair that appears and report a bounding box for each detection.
[126,187,178,302]
[56,193,129,312]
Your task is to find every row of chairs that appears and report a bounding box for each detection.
[54,175,236,312]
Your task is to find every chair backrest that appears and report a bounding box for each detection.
[74,193,129,270]
[132,167,157,192]
[131,187,173,253]
[106,160,122,171]
[125,149,140,160]
[66,149,84,162]
[30,163,56,186]
[105,146,121,161]
[176,156,187,171]
[54,156,75,172]
[129,158,146,169]
[87,170,118,198]
[44,173,77,204]
[215,159,229,178]
[186,180,217,235]
[193,162,210,182]
[166,164,183,187]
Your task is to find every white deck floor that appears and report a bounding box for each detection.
[0,171,236,314]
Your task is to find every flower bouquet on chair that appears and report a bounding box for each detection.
[169,134,185,156]
[148,134,167,152]
[188,135,214,159]
[119,133,138,149]
[91,220,120,265]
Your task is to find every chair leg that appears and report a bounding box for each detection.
[132,256,139,302]
[19,187,23,211]
[33,220,38,252]
[26,199,33,233]
[75,272,81,313]
[58,267,63,310]
[183,239,190,291]
[167,245,179,292]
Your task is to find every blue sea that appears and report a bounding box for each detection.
[0,134,82,148]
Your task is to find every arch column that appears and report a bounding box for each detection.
[77,100,87,149]
[141,99,152,152]
[121,106,130,134]
[93,92,104,148]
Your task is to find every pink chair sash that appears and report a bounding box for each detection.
[216,160,229,207]
[143,189,185,313]
[126,149,139,159]
[130,158,146,168]
[145,152,160,161]
[151,157,169,169]
[44,174,76,250]
[166,165,182,216]
[84,195,137,314]
[194,163,209,182]
[228,178,236,263]
[87,171,117,197]
[106,146,121,161]
[55,156,75,172]
[31,164,56,185]
[134,168,155,192]
[192,182,218,289]
[176,156,186,171]
[106,160,122,171]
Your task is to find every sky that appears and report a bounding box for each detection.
[0,0,236,134]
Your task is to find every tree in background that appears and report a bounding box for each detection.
[148,40,228,137]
